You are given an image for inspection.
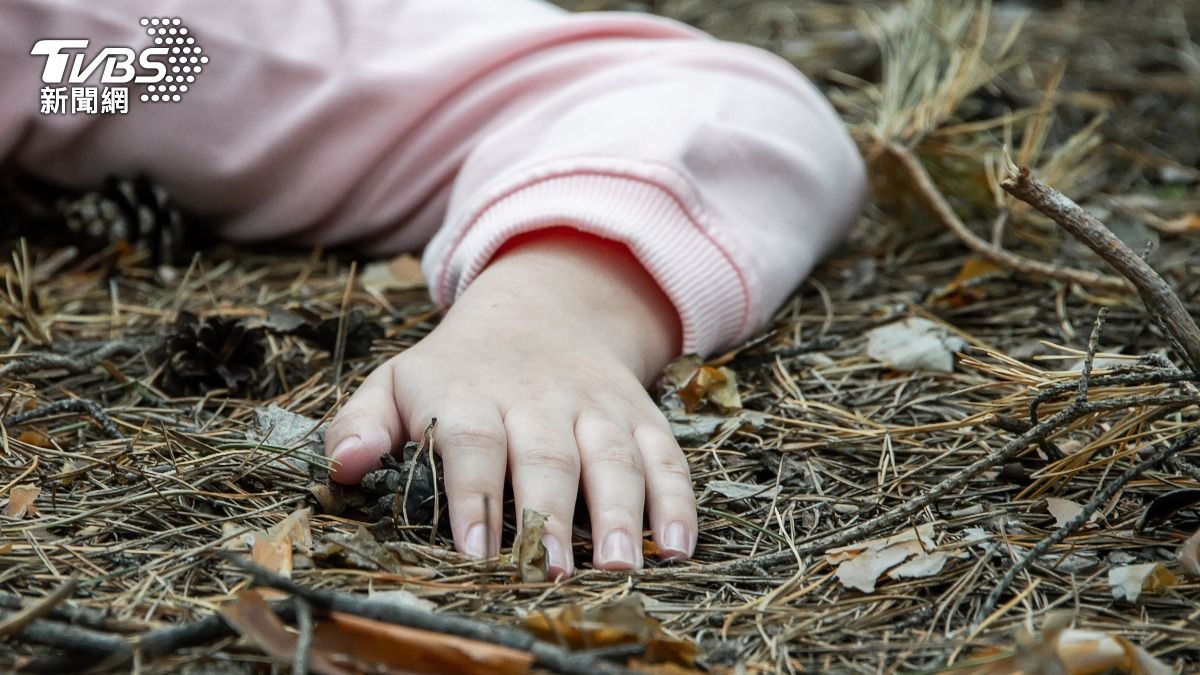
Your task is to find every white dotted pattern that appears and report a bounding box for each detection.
[139,17,205,104]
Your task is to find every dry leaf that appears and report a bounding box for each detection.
[360,253,426,292]
[3,485,41,519]
[17,430,49,447]
[664,356,742,412]
[958,613,1173,675]
[1176,527,1200,578]
[268,507,313,551]
[888,551,952,580]
[1108,562,1177,602]
[827,524,970,591]
[367,588,435,613]
[312,610,533,675]
[931,256,1006,307]
[314,526,423,574]
[836,540,920,592]
[523,596,696,667]
[251,536,293,578]
[511,509,548,583]
[1045,498,1090,527]
[866,317,965,373]
[219,589,351,675]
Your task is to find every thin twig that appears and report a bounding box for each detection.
[292,597,313,675]
[976,424,1200,622]
[2,399,122,438]
[887,144,1130,292]
[1002,165,1200,373]
[0,339,147,378]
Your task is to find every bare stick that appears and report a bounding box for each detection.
[224,554,635,675]
[887,144,1129,292]
[1003,166,1200,373]
[3,399,122,438]
[0,340,146,378]
[0,576,78,638]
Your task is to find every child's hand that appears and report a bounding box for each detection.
[323,228,696,577]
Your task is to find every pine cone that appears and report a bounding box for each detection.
[58,174,187,266]
[153,311,266,397]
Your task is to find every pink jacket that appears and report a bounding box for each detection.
[1,0,865,356]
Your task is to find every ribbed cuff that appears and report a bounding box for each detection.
[431,158,752,357]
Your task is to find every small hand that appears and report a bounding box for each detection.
[323,229,697,577]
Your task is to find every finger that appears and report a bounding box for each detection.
[324,359,403,485]
[576,410,645,570]
[635,422,697,561]
[426,405,508,560]
[505,407,580,579]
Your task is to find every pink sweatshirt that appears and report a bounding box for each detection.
[1,0,866,356]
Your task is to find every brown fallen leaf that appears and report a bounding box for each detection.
[360,253,427,293]
[958,612,1173,675]
[269,507,313,551]
[930,256,1006,307]
[219,589,350,675]
[511,508,548,583]
[251,536,293,578]
[311,610,533,675]
[826,523,966,592]
[665,355,742,412]
[523,596,697,668]
[1108,562,1177,602]
[3,485,41,519]
[17,429,49,447]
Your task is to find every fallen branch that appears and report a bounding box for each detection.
[2,399,122,439]
[1002,165,1200,373]
[0,340,147,379]
[886,144,1130,293]
[0,576,77,638]
[225,555,634,675]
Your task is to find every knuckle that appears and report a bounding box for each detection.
[648,455,692,482]
[586,443,643,475]
[440,424,505,451]
[515,446,579,476]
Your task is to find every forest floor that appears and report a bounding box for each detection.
[2,1,1200,673]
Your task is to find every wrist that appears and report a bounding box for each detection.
[451,227,682,383]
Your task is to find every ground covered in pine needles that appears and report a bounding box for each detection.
[2,1,1200,673]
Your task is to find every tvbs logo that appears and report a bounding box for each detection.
[32,17,206,114]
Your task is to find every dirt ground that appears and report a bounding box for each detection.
[2,1,1200,673]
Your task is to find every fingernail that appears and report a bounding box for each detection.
[661,521,691,560]
[542,535,570,579]
[331,435,361,459]
[464,522,488,559]
[600,530,636,569]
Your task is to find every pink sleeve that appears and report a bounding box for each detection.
[1,0,865,356]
